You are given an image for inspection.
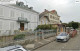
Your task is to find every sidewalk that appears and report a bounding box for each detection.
[32,36,56,50]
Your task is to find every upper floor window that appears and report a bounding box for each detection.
[21,13,24,17]
[10,10,15,17]
[46,20,48,24]
[0,21,3,30]
[0,8,3,16]
[50,15,53,19]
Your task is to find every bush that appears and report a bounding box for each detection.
[14,34,25,40]
[35,24,57,30]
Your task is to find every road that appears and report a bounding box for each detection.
[34,30,80,51]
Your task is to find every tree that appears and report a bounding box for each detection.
[72,22,79,29]
[62,23,68,27]
[63,21,79,29]
[68,21,74,27]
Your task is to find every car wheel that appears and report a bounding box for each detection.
[66,38,68,42]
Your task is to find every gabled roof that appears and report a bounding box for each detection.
[39,9,58,18]
[39,9,60,19]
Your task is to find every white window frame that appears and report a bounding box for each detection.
[10,10,15,18]
[0,8,3,16]
[21,13,24,17]
[10,22,14,30]
[0,21,3,30]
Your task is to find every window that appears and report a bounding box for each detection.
[41,21,42,24]
[10,10,15,17]
[21,13,24,17]
[50,15,53,18]
[0,8,3,16]
[46,20,48,24]
[59,33,67,36]
[10,22,14,30]
[9,49,23,51]
[0,21,3,30]
[42,20,44,24]
[29,23,31,29]
[15,49,23,51]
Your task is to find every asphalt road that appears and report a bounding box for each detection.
[34,30,80,51]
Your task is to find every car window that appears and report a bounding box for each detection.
[15,49,23,51]
[59,33,67,36]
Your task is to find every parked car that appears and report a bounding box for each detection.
[0,45,29,51]
[70,29,77,37]
[56,32,70,42]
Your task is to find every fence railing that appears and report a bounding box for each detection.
[0,30,57,47]
[35,30,57,40]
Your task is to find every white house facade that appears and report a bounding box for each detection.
[0,2,39,36]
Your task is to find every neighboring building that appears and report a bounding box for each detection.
[0,2,39,36]
[39,9,61,25]
[39,9,65,34]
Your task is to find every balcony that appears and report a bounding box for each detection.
[17,17,30,23]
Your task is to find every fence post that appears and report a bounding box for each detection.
[35,31,37,41]
[42,30,44,39]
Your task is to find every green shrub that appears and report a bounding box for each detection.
[35,24,57,30]
[14,34,25,40]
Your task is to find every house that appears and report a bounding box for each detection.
[39,9,61,26]
[0,2,39,36]
[39,9,65,34]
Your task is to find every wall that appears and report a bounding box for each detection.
[0,4,39,31]
[39,16,49,25]
[49,13,60,24]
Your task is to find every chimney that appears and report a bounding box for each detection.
[16,1,24,7]
[29,7,33,10]
[24,5,28,9]
[19,2,24,6]
[16,1,19,5]
[25,5,28,8]
[45,9,48,12]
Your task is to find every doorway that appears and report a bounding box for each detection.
[20,23,24,31]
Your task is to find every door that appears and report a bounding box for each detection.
[20,23,24,31]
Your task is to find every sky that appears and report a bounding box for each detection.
[3,0,80,23]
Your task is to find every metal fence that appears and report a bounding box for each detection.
[35,30,57,40]
[0,30,57,47]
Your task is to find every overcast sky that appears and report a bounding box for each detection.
[10,0,80,23]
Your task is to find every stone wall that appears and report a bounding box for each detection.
[0,38,35,48]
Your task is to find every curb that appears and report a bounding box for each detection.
[31,38,55,51]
